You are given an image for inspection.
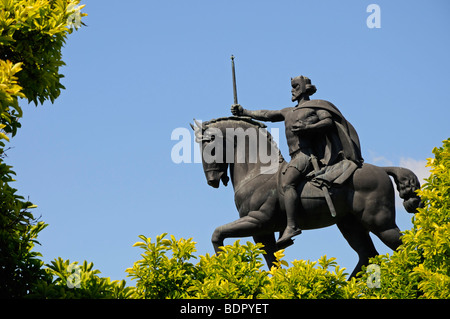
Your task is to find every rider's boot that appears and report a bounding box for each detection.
[277,185,302,247]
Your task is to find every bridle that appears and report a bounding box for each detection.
[203,165,229,186]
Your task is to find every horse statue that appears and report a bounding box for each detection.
[191,116,422,278]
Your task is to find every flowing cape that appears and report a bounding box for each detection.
[298,99,364,165]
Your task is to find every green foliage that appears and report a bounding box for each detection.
[0,208,49,298]
[189,240,269,298]
[0,59,24,139]
[126,233,268,299]
[0,0,87,106]
[359,138,450,299]
[261,253,360,299]
[0,0,87,298]
[125,233,362,299]
[126,233,198,299]
[30,258,133,299]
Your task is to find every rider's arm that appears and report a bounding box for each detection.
[292,109,333,133]
[231,104,285,122]
[306,109,333,131]
[242,108,285,122]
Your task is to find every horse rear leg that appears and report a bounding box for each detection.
[253,233,278,268]
[371,226,402,251]
[337,215,379,278]
[362,201,402,251]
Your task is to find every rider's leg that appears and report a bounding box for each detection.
[277,167,303,246]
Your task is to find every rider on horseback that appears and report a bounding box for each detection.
[231,75,363,247]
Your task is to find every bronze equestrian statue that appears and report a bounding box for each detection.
[231,75,364,248]
[191,75,421,278]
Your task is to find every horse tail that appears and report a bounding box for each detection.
[383,167,423,213]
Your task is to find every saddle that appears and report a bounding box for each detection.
[277,159,358,198]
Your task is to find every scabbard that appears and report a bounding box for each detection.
[310,154,337,217]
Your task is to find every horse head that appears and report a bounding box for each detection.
[191,119,229,188]
[191,116,283,189]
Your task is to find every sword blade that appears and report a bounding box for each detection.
[231,55,238,105]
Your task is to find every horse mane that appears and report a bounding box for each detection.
[204,116,267,128]
[204,116,285,162]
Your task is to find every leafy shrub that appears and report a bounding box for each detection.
[126,234,198,299]
[0,0,87,298]
[359,138,450,299]
[30,258,132,299]
[261,253,360,299]
[0,0,86,106]
[125,233,362,299]
[188,240,269,298]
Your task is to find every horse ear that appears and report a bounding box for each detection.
[189,123,195,131]
[194,119,205,130]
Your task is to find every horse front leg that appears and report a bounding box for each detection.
[211,214,264,254]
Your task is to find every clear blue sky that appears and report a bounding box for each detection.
[9,0,450,283]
